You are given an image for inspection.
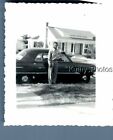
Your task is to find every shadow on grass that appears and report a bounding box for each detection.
[34,83,95,95]
[17,78,95,108]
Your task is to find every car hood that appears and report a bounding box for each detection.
[71,55,95,65]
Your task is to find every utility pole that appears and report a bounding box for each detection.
[45,22,49,48]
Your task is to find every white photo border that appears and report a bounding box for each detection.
[5,3,113,126]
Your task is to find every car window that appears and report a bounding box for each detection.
[43,53,48,61]
[58,54,70,62]
[16,50,27,60]
[35,53,43,61]
[35,53,48,62]
[35,52,70,62]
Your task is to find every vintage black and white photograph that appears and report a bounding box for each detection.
[5,3,113,126]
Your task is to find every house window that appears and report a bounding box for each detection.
[71,43,73,52]
[62,42,65,51]
[85,44,88,48]
[58,42,61,50]
[74,43,83,54]
[93,36,96,41]
[23,40,28,48]
[23,40,28,44]
[34,41,44,48]
[89,44,95,58]
[80,43,83,54]
[84,44,91,54]
[89,44,94,49]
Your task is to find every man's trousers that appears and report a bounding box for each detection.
[48,61,58,84]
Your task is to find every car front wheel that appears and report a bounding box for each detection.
[16,75,31,84]
[21,75,30,83]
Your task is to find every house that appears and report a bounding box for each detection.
[47,26,96,58]
[16,38,28,53]
[16,35,44,53]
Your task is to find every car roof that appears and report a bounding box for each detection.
[17,48,49,61]
[25,48,49,52]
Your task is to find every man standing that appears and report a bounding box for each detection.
[48,42,60,84]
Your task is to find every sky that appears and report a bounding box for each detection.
[5,3,113,61]
[5,3,101,42]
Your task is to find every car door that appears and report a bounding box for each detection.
[57,53,81,75]
[32,53,48,74]
[57,54,72,74]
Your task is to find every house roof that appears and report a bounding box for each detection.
[48,26,95,40]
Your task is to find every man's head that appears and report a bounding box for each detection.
[53,42,58,50]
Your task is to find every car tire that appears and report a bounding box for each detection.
[16,75,31,84]
[82,75,90,83]
[21,75,29,83]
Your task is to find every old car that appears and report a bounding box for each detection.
[16,48,96,84]
[70,54,95,65]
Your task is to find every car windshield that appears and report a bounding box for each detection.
[16,50,27,60]
[57,54,70,62]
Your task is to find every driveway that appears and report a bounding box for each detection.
[16,77,95,109]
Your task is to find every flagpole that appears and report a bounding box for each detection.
[45,22,49,48]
